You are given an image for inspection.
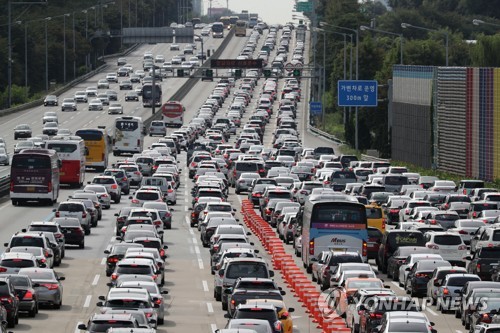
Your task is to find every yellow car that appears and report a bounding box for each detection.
[245,299,295,333]
[365,204,385,232]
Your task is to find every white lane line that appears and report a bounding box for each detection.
[207,302,214,313]
[75,322,84,333]
[202,280,209,292]
[185,216,190,225]
[198,258,204,269]
[189,228,195,235]
[192,237,198,244]
[92,274,100,286]
[184,198,188,203]
[237,195,242,204]
[211,324,218,333]
[184,189,188,196]
[0,204,10,212]
[194,246,200,254]
[83,295,92,308]
[100,257,106,265]
[456,331,463,333]
[189,246,194,254]
[185,206,189,211]
[391,281,404,291]
[426,308,438,316]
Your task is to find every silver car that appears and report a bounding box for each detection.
[235,173,261,194]
[61,98,77,111]
[0,252,41,273]
[90,176,121,203]
[117,163,143,187]
[18,267,65,309]
[117,280,167,324]
[83,184,112,209]
[0,147,9,165]
[149,120,167,137]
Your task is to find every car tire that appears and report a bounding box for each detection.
[54,300,61,309]
[455,310,461,318]
[85,227,90,235]
[215,290,221,302]
[29,303,37,317]
[79,241,85,249]
[7,314,15,328]
[222,301,228,311]
[115,197,121,204]
[158,317,164,325]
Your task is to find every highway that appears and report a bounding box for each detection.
[0,26,467,333]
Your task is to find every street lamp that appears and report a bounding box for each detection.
[63,13,70,83]
[194,34,205,67]
[45,17,52,92]
[360,25,404,65]
[401,22,449,66]
[472,19,500,29]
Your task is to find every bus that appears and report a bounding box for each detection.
[112,116,145,156]
[229,16,239,25]
[248,16,258,28]
[212,22,225,38]
[46,136,86,188]
[75,127,109,171]
[235,20,247,37]
[10,149,61,206]
[142,84,162,107]
[220,16,231,29]
[192,17,201,26]
[300,200,368,272]
[161,101,185,128]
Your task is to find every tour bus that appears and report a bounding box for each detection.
[75,127,109,171]
[142,84,162,107]
[301,199,368,272]
[248,16,258,28]
[229,16,239,25]
[235,20,247,37]
[220,16,231,29]
[10,149,61,206]
[212,22,225,38]
[161,101,185,128]
[112,116,145,156]
[46,136,86,188]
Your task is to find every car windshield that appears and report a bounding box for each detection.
[447,276,480,286]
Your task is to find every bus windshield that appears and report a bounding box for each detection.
[310,203,366,229]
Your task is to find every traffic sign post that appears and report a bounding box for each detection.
[285,63,294,72]
[309,101,322,116]
[296,1,313,12]
[337,80,378,107]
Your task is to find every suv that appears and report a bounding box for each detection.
[376,230,426,273]
[3,232,55,258]
[103,168,131,195]
[0,276,20,327]
[78,313,140,333]
[54,201,91,234]
[232,303,282,333]
[91,176,122,203]
[423,231,467,266]
[149,120,167,137]
[229,161,263,187]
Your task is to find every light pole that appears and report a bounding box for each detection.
[7,0,12,107]
[321,21,360,151]
[45,17,52,92]
[401,22,448,66]
[360,25,404,65]
[472,19,500,29]
[73,11,76,79]
[194,34,204,67]
[63,13,70,83]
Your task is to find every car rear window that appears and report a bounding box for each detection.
[89,321,135,332]
[226,263,268,279]
[268,192,292,199]
[107,299,149,308]
[236,162,259,172]
[433,235,462,245]
[135,240,161,249]
[235,308,277,321]
[328,255,362,266]
[435,214,459,221]
[448,276,481,286]
[10,237,44,248]
[116,265,153,275]
[93,178,114,185]
[366,208,383,219]
[58,203,84,212]
[29,225,58,232]
[388,322,428,333]
[479,248,500,258]
[332,171,356,179]
[0,259,35,268]
[493,231,500,241]
[136,192,160,200]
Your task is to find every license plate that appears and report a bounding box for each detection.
[124,143,129,146]
[330,248,344,251]
[27,187,35,192]
[60,172,65,176]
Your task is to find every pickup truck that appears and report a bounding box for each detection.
[465,247,500,280]
[225,277,285,317]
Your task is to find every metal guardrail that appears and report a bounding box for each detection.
[0,173,10,195]
[308,125,345,145]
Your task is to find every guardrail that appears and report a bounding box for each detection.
[143,28,236,128]
[0,44,139,118]
[308,125,345,145]
[0,173,10,195]
[360,154,390,162]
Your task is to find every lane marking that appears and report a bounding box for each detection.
[92,274,100,286]
[189,228,195,235]
[202,280,209,292]
[83,295,92,308]
[237,195,242,204]
[207,302,214,313]
[211,324,218,333]
[198,258,204,269]
[185,216,190,225]
[194,246,200,254]
[100,257,106,265]
[426,307,438,316]
[192,237,198,244]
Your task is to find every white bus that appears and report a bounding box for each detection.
[212,22,224,38]
[112,116,145,156]
[46,136,86,188]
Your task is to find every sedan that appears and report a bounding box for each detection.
[108,103,124,115]
[106,73,118,83]
[88,99,104,111]
[97,93,110,105]
[4,274,39,317]
[18,267,65,309]
[119,80,133,90]
[0,148,9,165]
[125,91,140,101]
[74,91,88,103]
[169,44,179,51]
[56,129,72,136]
[14,140,34,154]
[14,124,32,140]
[43,95,58,106]
[235,173,261,194]
[106,90,118,101]
[42,121,58,136]
[97,79,109,89]
[61,98,77,111]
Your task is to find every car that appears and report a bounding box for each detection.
[90,175,121,203]
[106,73,118,83]
[405,259,452,297]
[54,200,92,234]
[232,304,283,333]
[53,217,85,248]
[61,98,77,111]
[108,103,124,115]
[424,231,467,266]
[0,148,9,165]
[42,121,59,136]
[436,273,481,312]
[386,246,429,281]
[13,124,32,140]
[13,140,34,153]
[42,111,58,124]
[377,230,426,273]
[149,120,167,136]
[88,98,104,111]
[119,80,133,90]
[130,74,142,83]
[116,280,168,324]
[117,67,130,76]
[129,189,164,207]
[125,91,140,101]
[85,86,97,97]
[169,44,179,51]
[117,57,127,66]
[183,45,194,54]
[78,313,141,333]
[106,90,118,101]
[0,252,41,274]
[154,55,165,63]
[18,267,65,309]
[97,93,110,105]
[235,173,261,194]
[98,79,110,89]
[0,276,20,327]
[74,91,88,103]
[2,274,39,317]
[43,95,58,106]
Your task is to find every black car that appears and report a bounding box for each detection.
[0,276,20,327]
[119,80,133,90]
[103,243,144,277]
[3,274,38,317]
[43,95,58,106]
[114,207,135,236]
[125,92,140,101]
[53,217,85,249]
[376,230,425,273]
[13,124,32,140]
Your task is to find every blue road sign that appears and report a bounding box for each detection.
[309,101,322,116]
[337,80,378,107]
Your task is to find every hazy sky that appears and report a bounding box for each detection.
[203,0,297,24]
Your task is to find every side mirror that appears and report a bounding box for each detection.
[161,290,169,294]
[114,213,119,217]
[3,243,7,247]
[464,255,472,261]
[106,282,113,287]
[246,232,252,236]
[358,304,367,311]
[21,228,27,233]
[224,288,233,294]
[96,301,104,307]
[58,276,65,281]
[52,208,56,212]
[269,271,274,278]
[280,290,286,296]
[115,236,122,241]
[104,250,110,254]
[218,269,225,276]
[405,267,411,271]
[288,307,295,313]
[78,324,87,330]
[39,263,46,268]
[128,196,133,199]
[98,295,106,301]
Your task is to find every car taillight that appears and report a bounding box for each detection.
[111,273,118,280]
[473,212,477,218]
[443,288,449,295]
[10,181,14,192]
[416,273,428,278]
[108,257,119,263]
[0,268,7,273]
[253,193,262,197]
[154,298,162,305]
[405,209,410,214]
[167,189,174,193]
[481,313,492,323]
[55,233,63,238]
[132,199,140,204]
[362,240,367,257]
[369,313,383,319]
[48,181,52,192]
[429,219,437,225]
[274,321,282,331]
[427,244,439,249]
[111,184,118,189]
[134,171,141,175]
[265,209,271,215]
[41,283,59,290]
[458,245,467,250]
[0,296,12,303]
[145,312,153,318]
[24,290,34,300]
[458,230,468,234]
[76,227,84,235]
[165,212,171,218]
[82,212,87,218]
[191,162,197,167]
[389,209,399,214]
[300,190,308,195]
[123,177,127,181]
[160,249,165,257]
[309,239,314,255]
[55,211,60,217]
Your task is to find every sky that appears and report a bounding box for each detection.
[203,0,297,25]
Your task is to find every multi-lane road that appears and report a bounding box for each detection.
[0,25,468,333]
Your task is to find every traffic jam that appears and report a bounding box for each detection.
[2,21,500,333]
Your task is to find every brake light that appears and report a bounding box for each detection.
[160,249,165,257]
[389,209,399,214]
[458,230,468,234]
[477,263,481,271]
[253,193,262,197]
[145,313,153,318]
[10,181,14,192]
[108,257,119,263]
[134,171,141,175]
[41,283,59,290]
[48,181,52,192]
[0,268,6,273]
[427,244,439,250]
[405,209,410,214]
[443,288,449,295]
[473,212,477,218]
[274,321,282,331]
[111,273,118,280]
[429,219,437,225]
[55,211,60,217]
[165,211,171,218]
[111,184,118,189]
[362,240,367,257]
[265,209,271,215]
[167,189,173,193]
[24,290,34,300]
[0,296,12,303]
[300,190,308,195]
[416,273,428,278]
[458,245,467,250]
[481,313,492,323]
[154,298,162,305]
[55,233,63,238]
[132,199,140,204]
[82,212,87,218]
[369,313,383,319]
[123,177,127,181]
[309,239,314,255]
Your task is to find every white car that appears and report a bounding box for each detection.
[88,98,104,111]
[108,103,123,114]
[74,91,88,103]
[106,73,118,83]
[85,86,98,97]
[97,79,109,89]
[447,219,484,244]
[398,253,443,287]
[61,98,77,111]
